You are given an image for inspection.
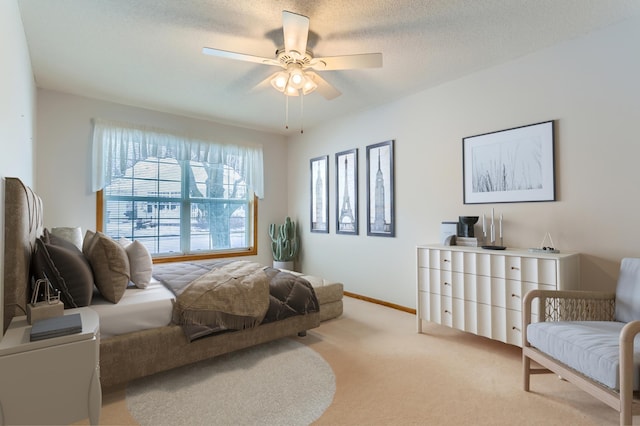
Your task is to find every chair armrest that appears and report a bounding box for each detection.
[620,320,640,418]
[522,289,616,347]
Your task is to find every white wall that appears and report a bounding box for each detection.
[288,16,640,308]
[0,0,37,334]
[0,0,35,183]
[35,90,289,267]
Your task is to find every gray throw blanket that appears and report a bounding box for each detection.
[170,260,270,331]
[153,259,320,341]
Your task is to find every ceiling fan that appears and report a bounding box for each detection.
[202,10,383,100]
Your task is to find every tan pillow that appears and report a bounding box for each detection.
[119,237,153,289]
[82,229,95,254]
[83,231,130,303]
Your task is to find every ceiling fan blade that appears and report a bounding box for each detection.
[309,53,383,71]
[202,47,280,67]
[306,72,341,100]
[282,10,309,58]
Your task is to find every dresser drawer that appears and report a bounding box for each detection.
[432,249,453,271]
[424,295,473,332]
[419,292,453,327]
[423,249,468,272]
[505,256,557,285]
[419,268,453,296]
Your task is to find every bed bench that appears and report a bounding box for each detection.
[284,270,343,322]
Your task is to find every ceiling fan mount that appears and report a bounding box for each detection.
[202,10,382,100]
[274,48,314,68]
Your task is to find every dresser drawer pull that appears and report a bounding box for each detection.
[443,259,451,263]
[512,326,521,332]
[444,310,452,315]
[443,282,451,286]
[511,293,520,299]
[511,266,520,270]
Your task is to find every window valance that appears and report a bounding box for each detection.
[91,118,264,198]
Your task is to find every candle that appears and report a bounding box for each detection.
[482,213,485,234]
[490,208,495,243]
[499,213,503,238]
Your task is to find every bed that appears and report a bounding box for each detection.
[2,177,341,388]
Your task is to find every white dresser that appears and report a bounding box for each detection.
[416,244,580,347]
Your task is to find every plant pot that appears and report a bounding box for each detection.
[273,260,294,271]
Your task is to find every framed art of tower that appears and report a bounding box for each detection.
[366,140,395,237]
[336,149,358,235]
[310,155,329,233]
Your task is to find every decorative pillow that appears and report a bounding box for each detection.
[31,237,73,307]
[119,237,153,289]
[83,229,95,254]
[614,258,640,323]
[43,231,95,307]
[50,226,83,251]
[83,230,130,303]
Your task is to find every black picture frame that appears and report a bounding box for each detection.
[310,155,329,233]
[335,149,358,235]
[463,120,555,204]
[366,140,395,237]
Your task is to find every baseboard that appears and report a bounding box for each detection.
[344,291,416,315]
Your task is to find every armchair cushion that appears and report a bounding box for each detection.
[614,258,640,323]
[527,320,640,390]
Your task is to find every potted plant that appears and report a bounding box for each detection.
[268,216,299,270]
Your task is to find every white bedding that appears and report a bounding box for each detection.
[89,278,174,339]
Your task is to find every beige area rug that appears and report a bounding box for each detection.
[125,338,335,426]
[90,297,630,425]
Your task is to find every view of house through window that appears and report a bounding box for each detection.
[102,156,253,257]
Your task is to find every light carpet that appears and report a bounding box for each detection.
[125,338,335,426]
[86,297,630,425]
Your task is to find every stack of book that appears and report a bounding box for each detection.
[455,237,478,247]
[30,313,82,341]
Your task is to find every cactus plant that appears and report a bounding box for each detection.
[268,217,299,262]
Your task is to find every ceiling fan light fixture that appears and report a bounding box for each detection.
[284,84,299,96]
[271,71,289,91]
[269,65,317,96]
[302,76,317,95]
[288,66,305,89]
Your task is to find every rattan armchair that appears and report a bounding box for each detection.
[523,258,640,426]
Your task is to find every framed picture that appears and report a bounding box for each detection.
[366,140,395,237]
[462,120,555,204]
[335,149,358,235]
[310,155,329,233]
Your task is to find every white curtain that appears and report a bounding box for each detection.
[91,118,264,198]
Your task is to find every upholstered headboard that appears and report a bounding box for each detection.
[2,177,43,333]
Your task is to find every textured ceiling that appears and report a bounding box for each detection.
[17,0,640,135]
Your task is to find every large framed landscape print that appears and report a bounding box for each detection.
[310,155,329,233]
[366,140,395,237]
[463,120,555,204]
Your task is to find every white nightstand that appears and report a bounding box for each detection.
[0,307,101,425]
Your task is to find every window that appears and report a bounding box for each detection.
[92,119,264,260]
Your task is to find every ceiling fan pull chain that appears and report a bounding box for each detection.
[285,93,289,130]
[300,93,304,134]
